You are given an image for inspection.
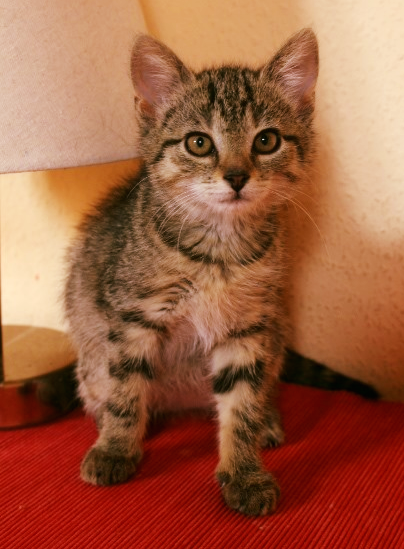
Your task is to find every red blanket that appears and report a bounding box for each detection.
[2,384,404,548]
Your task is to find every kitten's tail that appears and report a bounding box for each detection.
[282,350,379,399]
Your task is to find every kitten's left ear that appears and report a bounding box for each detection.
[131,34,193,115]
[261,28,319,111]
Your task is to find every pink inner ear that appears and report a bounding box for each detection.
[131,36,191,109]
[132,55,174,107]
[265,30,319,108]
[278,49,318,104]
[136,69,163,106]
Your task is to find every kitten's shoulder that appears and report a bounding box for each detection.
[78,167,148,233]
[95,167,147,217]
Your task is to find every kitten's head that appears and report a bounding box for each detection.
[130,29,318,221]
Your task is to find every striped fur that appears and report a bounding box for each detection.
[65,29,319,515]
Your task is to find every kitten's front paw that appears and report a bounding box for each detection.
[217,470,280,516]
[80,447,141,486]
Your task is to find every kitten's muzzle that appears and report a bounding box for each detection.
[223,170,250,193]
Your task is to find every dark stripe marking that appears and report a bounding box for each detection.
[281,170,298,184]
[229,320,267,339]
[106,400,138,420]
[234,409,263,445]
[241,70,255,104]
[108,330,123,343]
[212,360,265,394]
[283,135,305,162]
[120,310,167,333]
[136,279,194,299]
[109,357,154,381]
[156,218,274,268]
[161,106,178,130]
[154,223,221,265]
[152,138,183,165]
[207,80,216,105]
[235,408,262,435]
[234,425,257,445]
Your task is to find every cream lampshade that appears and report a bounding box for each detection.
[0,0,147,427]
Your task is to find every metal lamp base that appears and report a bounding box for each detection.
[0,325,78,429]
[0,365,78,429]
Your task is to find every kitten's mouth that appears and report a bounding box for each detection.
[223,191,248,204]
[213,190,252,210]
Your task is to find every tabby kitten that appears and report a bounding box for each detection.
[65,29,319,516]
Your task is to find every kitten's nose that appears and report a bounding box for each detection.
[223,170,250,192]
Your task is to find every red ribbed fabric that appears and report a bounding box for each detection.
[2,384,404,549]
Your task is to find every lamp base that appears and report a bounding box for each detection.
[0,325,78,429]
[0,365,78,429]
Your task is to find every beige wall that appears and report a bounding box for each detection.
[1,160,141,329]
[2,0,404,399]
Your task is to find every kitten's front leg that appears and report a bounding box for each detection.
[212,338,281,516]
[80,336,156,486]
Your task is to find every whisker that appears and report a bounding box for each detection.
[273,189,330,260]
[126,176,147,199]
[149,190,201,239]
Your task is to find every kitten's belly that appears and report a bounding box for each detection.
[134,312,211,412]
[150,337,213,412]
[148,378,213,412]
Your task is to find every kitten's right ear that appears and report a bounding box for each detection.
[131,35,192,115]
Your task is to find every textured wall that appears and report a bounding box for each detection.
[2,0,404,398]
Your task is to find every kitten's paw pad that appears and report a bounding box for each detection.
[217,471,280,516]
[80,447,140,486]
[259,420,285,448]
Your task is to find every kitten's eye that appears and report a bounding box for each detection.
[185,133,214,157]
[253,130,280,155]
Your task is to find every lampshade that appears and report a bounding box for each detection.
[0,0,147,427]
[0,0,146,173]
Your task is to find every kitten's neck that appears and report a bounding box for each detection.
[146,185,280,267]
